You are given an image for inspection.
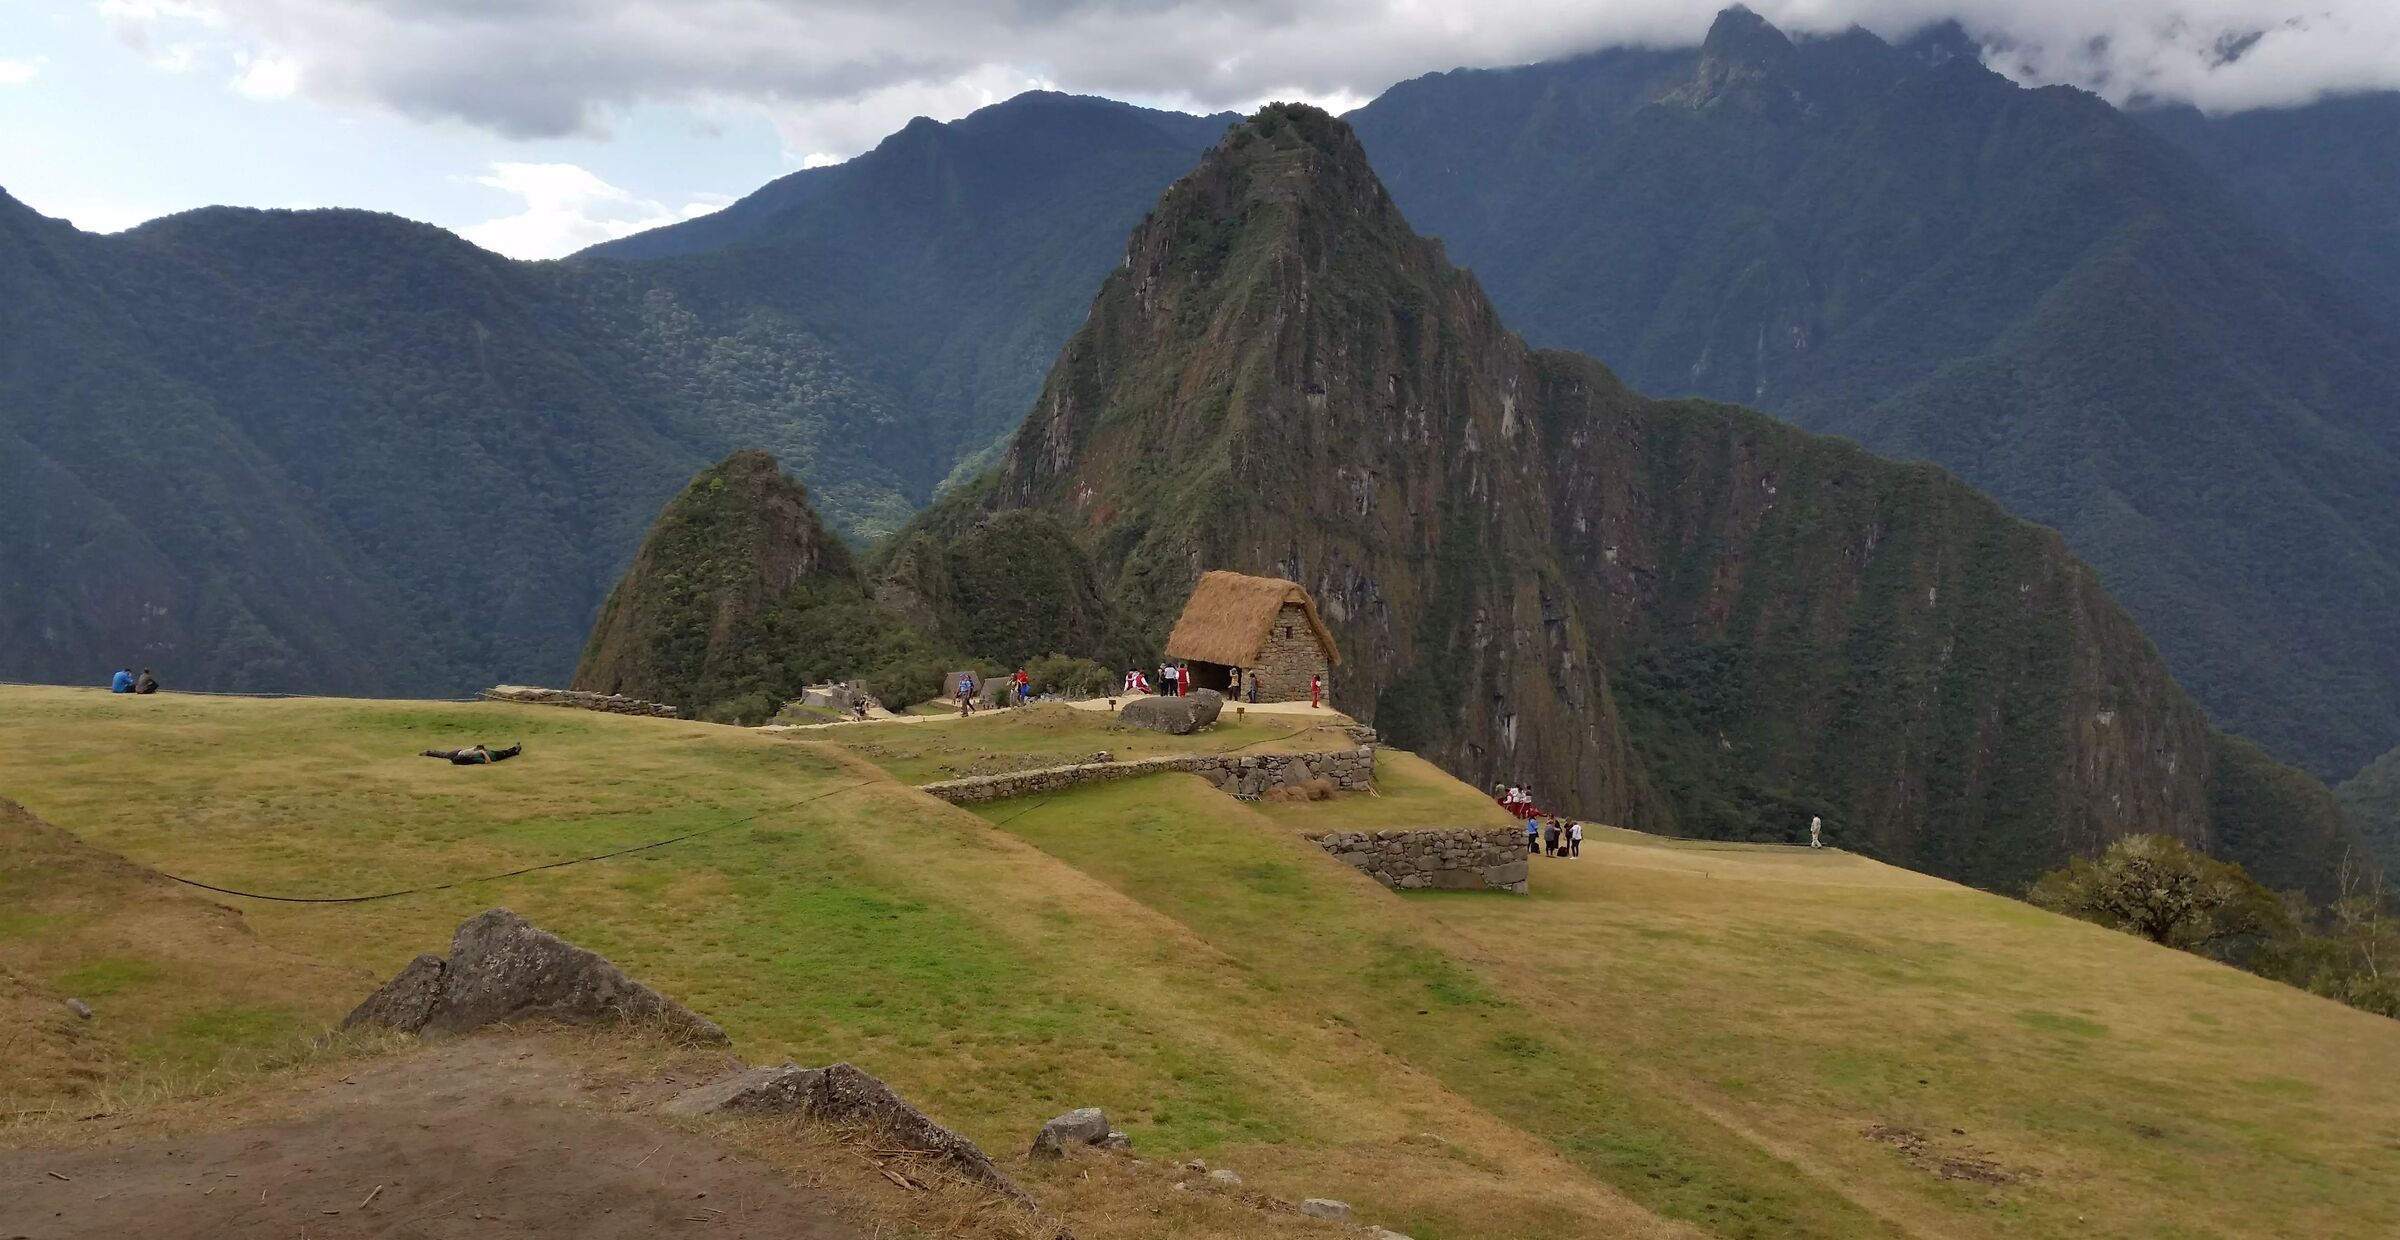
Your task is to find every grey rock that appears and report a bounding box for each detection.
[1182,1159,1209,1173]
[1188,688,1224,726]
[1207,1168,1243,1187]
[1118,695,1207,735]
[664,1060,1053,1228]
[1031,1106,1112,1158]
[339,953,446,1033]
[420,908,728,1043]
[1099,1130,1133,1151]
[64,997,92,1020]
[1278,758,1316,786]
[1299,1198,1353,1221]
[661,1064,827,1117]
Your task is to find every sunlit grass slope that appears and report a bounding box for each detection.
[5,685,2398,1240]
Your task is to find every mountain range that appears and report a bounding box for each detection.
[876,102,2356,896]
[4,9,2396,808]
[1343,10,2400,781]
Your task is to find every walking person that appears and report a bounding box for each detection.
[1568,820,1582,857]
[1246,670,1260,703]
[1310,673,1323,709]
[1809,815,1824,849]
[1013,666,1030,705]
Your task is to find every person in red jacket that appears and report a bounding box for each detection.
[1310,673,1323,709]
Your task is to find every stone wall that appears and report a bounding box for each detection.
[482,685,678,718]
[919,747,1376,804]
[1309,828,1529,894]
[1251,602,1332,703]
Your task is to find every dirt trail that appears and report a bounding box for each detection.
[0,1040,866,1240]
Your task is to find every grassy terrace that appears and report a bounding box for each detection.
[4,684,2398,1239]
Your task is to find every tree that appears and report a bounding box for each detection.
[2028,835,2292,955]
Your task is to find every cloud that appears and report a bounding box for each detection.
[0,58,43,86]
[98,1,2400,165]
[458,161,727,259]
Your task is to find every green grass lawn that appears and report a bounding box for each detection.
[5,685,2397,1240]
[809,702,1362,784]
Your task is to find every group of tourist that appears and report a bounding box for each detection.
[1118,664,1323,707]
[1496,783,1582,857]
[107,667,160,694]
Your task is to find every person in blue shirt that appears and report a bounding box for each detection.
[110,668,135,693]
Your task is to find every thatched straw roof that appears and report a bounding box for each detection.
[1163,571,1341,668]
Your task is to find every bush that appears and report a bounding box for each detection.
[1024,653,1115,698]
[700,692,776,727]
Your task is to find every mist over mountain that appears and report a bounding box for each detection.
[1346,9,2400,780]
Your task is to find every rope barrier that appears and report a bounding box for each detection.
[154,779,877,905]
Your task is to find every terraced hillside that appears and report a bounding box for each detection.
[3,685,2397,1239]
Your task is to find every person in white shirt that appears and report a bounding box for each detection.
[1568,820,1583,857]
[1809,815,1824,848]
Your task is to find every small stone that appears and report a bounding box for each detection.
[1099,1130,1133,1151]
[1182,1159,1208,1173]
[1299,1198,1353,1221]
[1207,1168,1243,1187]
[1030,1107,1112,1158]
[64,997,92,1020]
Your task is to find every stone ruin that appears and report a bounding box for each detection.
[1310,828,1529,894]
[480,685,678,718]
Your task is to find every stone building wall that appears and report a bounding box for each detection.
[1250,602,1333,703]
[919,747,1375,804]
[1309,828,1529,893]
[482,685,679,718]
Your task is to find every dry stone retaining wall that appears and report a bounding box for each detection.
[1310,828,1529,894]
[482,685,678,718]
[920,747,1375,804]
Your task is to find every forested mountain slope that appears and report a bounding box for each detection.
[886,104,2363,897]
[1346,9,2400,780]
[0,94,1226,696]
[2135,92,2400,309]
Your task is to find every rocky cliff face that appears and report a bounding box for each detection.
[892,104,2362,894]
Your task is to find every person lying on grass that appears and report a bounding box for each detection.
[419,743,523,765]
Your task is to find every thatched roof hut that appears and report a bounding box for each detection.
[1163,571,1341,669]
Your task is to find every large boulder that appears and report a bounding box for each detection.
[340,908,727,1044]
[1118,688,1225,736]
[339,953,445,1033]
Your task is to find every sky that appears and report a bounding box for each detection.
[4,0,2396,260]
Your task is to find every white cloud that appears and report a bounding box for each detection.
[458,160,727,259]
[93,1,2400,168]
[0,58,43,86]
[230,50,298,98]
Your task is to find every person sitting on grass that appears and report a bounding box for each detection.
[134,668,159,694]
[420,743,522,765]
[110,667,135,693]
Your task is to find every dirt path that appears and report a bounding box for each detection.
[0,1040,866,1240]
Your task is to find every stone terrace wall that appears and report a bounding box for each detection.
[920,747,1375,804]
[1310,828,1529,894]
[482,685,679,718]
